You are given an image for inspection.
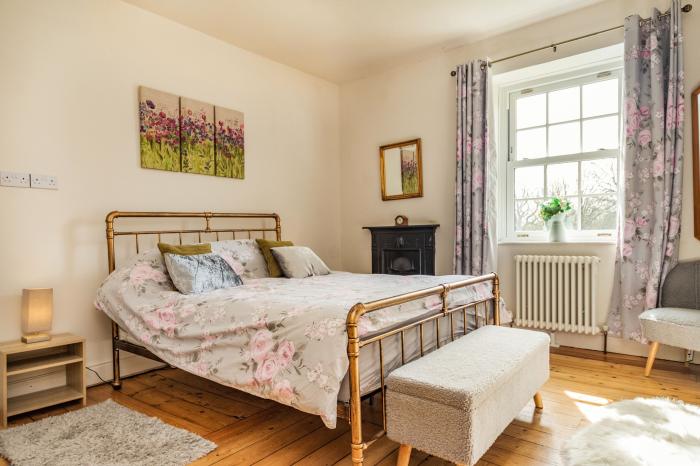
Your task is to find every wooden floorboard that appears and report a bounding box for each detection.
[1,350,698,466]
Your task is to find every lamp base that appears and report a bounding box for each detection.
[22,333,51,344]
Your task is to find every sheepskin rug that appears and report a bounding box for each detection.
[0,399,216,466]
[561,397,700,466]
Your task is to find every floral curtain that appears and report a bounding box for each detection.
[454,60,496,276]
[608,1,684,341]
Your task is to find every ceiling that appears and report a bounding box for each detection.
[123,0,605,83]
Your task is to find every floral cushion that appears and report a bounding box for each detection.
[164,253,243,294]
[210,239,269,280]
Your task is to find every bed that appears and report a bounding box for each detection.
[96,211,506,465]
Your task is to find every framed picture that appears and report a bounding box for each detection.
[693,85,700,240]
[137,86,245,179]
[379,138,423,201]
[139,87,181,172]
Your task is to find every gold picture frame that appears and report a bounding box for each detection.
[379,138,423,201]
[692,85,700,240]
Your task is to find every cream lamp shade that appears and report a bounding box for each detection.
[21,288,53,343]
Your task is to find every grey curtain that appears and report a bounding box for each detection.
[454,60,496,276]
[608,1,685,341]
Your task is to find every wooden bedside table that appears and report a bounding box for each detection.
[0,333,86,427]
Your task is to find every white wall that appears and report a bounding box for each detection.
[339,0,700,360]
[0,0,341,388]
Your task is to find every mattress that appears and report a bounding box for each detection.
[96,249,509,428]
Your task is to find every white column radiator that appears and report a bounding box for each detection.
[514,255,601,335]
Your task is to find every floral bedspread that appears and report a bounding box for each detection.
[95,250,504,428]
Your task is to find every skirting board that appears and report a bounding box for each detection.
[7,353,165,399]
[554,331,699,364]
[510,326,698,365]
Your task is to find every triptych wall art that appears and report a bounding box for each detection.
[139,86,244,179]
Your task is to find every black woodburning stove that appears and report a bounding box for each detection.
[363,224,439,275]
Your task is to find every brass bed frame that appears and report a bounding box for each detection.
[105,211,501,465]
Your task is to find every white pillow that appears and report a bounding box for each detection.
[270,246,330,278]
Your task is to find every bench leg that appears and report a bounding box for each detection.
[645,341,660,377]
[533,392,543,410]
[397,444,412,466]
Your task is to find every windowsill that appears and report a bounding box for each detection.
[498,239,617,246]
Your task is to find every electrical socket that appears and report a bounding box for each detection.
[30,174,58,190]
[0,171,30,188]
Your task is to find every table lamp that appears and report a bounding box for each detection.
[21,288,53,343]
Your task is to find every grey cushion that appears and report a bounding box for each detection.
[270,246,330,278]
[639,307,700,351]
[386,326,549,465]
[164,253,243,294]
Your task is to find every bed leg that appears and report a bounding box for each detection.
[111,322,122,390]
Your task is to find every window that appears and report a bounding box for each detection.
[502,68,622,241]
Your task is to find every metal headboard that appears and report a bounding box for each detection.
[105,211,281,273]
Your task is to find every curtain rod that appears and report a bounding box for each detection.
[449,3,692,76]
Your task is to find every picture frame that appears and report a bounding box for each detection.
[379,138,423,201]
[692,85,700,239]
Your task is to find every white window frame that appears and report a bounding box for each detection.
[497,63,623,243]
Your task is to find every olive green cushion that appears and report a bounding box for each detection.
[157,242,211,256]
[256,239,294,277]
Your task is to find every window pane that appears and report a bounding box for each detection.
[582,79,618,118]
[515,199,544,231]
[582,115,619,151]
[548,122,580,156]
[514,165,544,198]
[581,158,618,194]
[516,127,546,160]
[548,86,580,123]
[581,195,617,230]
[516,93,546,129]
[547,162,578,197]
[560,197,579,230]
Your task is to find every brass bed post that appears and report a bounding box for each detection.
[106,211,122,389]
[274,213,281,241]
[493,274,501,326]
[347,303,366,465]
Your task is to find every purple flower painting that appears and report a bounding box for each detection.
[400,148,418,194]
[137,86,245,179]
[181,98,215,175]
[139,87,181,172]
[215,106,245,179]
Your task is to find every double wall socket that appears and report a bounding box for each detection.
[0,171,30,188]
[0,171,58,190]
[30,174,58,190]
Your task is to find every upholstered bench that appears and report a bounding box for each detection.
[386,325,550,466]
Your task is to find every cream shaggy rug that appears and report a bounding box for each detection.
[561,397,700,466]
[0,399,216,466]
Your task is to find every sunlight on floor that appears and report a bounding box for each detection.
[564,390,611,421]
[564,390,610,406]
